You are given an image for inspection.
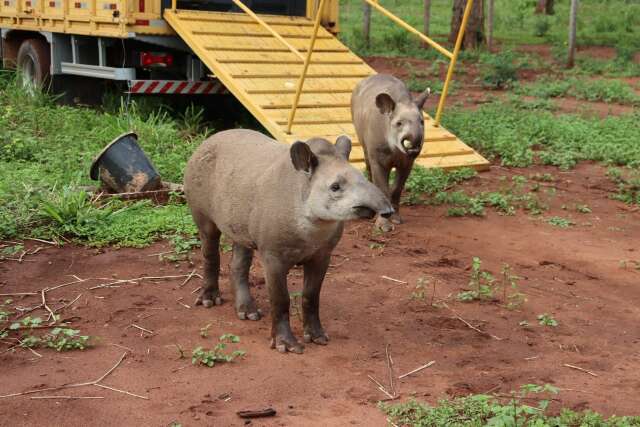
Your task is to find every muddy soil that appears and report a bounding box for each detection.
[1,163,639,426]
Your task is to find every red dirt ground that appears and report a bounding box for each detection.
[2,163,640,426]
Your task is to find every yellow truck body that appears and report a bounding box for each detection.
[0,0,488,171]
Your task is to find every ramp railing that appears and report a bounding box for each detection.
[167,0,473,134]
[286,0,326,134]
[362,0,474,127]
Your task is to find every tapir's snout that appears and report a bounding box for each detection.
[353,206,377,219]
[379,207,395,218]
[351,173,395,220]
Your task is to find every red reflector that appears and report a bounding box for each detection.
[140,52,174,67]
[49,1,55,6]
[25,0,30,5]
[4,0,10,5]
[135,19,149,26]
[139,0,144,12]
[109,3,116,9]
[74,2,81,7]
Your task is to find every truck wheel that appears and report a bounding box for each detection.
[16,38,51,91]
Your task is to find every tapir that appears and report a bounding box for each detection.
[351,74,431,232]
[184,129,393,353]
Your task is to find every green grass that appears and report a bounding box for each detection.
[607,167,640,205]
[404,167,477,203]
[516,77,640,105]
[381,393,640,426]
[0,74,202,245]
[440,101,640,169]
[339,0,640,57]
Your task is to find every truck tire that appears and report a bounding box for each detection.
[16,38,51,90]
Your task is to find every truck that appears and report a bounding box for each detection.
[0,0,488,170]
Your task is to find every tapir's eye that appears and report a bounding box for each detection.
[330,182,341,192]
[395,121,403,127]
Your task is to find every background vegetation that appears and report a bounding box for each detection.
[1,0,640,422]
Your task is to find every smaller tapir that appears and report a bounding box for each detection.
[351,74,431,232]
[183,129,393,354]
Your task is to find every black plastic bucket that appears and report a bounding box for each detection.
[90,132,162,193]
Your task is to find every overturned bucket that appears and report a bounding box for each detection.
[90,132,162,193]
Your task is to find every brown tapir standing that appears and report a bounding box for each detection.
[351,74,431,232]
[184,129,393,354]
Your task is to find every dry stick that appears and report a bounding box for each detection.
[563,363,598,377]
[129,324,154,335]
[0,341,42,358]
[7,324,68,330]
[110,343,134,353]
[41,289,57,324]
[45,277,90,293]
[367,375,395,400]
[178,269,197,288]
[25,238,58,246]
[0,352,148,399]
[94,384,149,400]
[171,364,190,373]
[89,279,138,290]
[385,344,396,397]
[430,279,436,306]
[147,251,174,257]
[443,303,502,341]
[176,299,191,309]
[453,312,503,341]
[17,340,43,358]
[381,276,407,284]
[0,277,91,299]
[89,274,195,290]
[0,292,39,297]
[31,396,104,400]
[398,361,436,379]
[53,294,82,314]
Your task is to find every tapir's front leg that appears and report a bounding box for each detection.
[302,253,331,345]
[369,160,394,232]
[262,253,303,354]
[389,164,412,225]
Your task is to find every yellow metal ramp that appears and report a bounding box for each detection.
[163,10,489,170]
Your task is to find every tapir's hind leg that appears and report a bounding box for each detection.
[193,212,223,307]
[230,244,261,321]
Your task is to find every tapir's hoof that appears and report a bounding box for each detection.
[270,337,304,354]
[237,309,262,321]
[374,216,394,233]
[303,333,329,345]
[195,295,223,308]
[390,212,404,225]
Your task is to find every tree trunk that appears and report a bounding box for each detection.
[486,0,494,51]
[423,0,432,36]
[421,0,432,48]
[535,0,555,15]
[449,0,485,50]
[567,0,578,68]
[363,2,371,48]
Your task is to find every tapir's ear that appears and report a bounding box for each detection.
[375,93,396,115]
[290,141,318,175]
[414,87,431,110]
[335,135,352,160]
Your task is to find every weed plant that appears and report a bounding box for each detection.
[382,383,640,426]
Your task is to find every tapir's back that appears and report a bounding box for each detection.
[184,129,287,243]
